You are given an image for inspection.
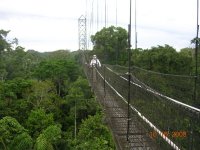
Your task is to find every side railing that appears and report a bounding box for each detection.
[104,64,200,150]
[81,53,200,150]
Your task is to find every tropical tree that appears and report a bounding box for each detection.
[0,29,12,52]
[191,37,200,47]
[132,45,193,74]
[0,78,32,106]
[0,116,33,150]
[29,80,56,108]
[35,125,61,150]
[76,114,115,150]
[5,46,27,79]
[44,50,71,61]
[91,26,128,64]
[26,108,54,138]
[34,60,79,96]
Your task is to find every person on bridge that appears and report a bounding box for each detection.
[90,54,101,67]
[89,55,101,88]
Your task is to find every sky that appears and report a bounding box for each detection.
[0,0,198,52]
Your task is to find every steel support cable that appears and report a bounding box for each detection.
[194,0,199,105]
[95,67,181,150]
[105,64,196,104]
[106,64,196,78]
[129,74,200,115]
[131,65,195,105]
[105,62,197,104]
[132,65,196,78]
[101,66,195,149]
[105,66,200,115]
[104,66,129,99]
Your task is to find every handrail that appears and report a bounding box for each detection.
[96,67,181,150]
[106,66,200,115]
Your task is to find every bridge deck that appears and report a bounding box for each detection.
[90,76,158,150]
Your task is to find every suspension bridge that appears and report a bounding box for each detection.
[80,53,200,150]
[78,0,200,149]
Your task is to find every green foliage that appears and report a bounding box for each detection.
[10,132,33,150]
[132,45,193,74]
[129,45,199,105]
[76,114,115,150]
[0,29,12,52]
[91,26,128,64]
[0,116,26,139]
[0,30,115,149]
[70,76,93,99]
[0,78,32,121]
[35,59,79,81]
[0,116,33,150]
[44,50,71,60]
[35,59,79,96]
[41,125,62,143]
[0,78,32,99]
[26,108,54,138]
[29,80,57,108]
[35,136,52,150]
[66,77,101,126]
[6,46,27,79]
[191,37,200,46]
[35,125,61,150]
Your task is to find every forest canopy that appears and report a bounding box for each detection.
[0,29,115,149]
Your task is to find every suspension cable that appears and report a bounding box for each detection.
[194,0,199,102]
[127,0,132,142]
[107,64,196,78]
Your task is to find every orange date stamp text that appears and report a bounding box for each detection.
[149,130,187,139]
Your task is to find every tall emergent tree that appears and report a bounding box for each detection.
[0,30,12,52]
[91,26,128,64]
[0,29,21,80]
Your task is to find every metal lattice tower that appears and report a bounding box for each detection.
[78,15,87,50]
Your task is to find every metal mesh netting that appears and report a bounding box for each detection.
[81,53,200,149]
[107,64,200,108]
[101,64,200,150]
[96,66,159,149]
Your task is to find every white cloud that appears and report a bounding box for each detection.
[0,0,198,52]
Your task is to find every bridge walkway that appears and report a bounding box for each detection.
[87,67,158,150]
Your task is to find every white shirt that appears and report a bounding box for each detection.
[90,58,101,67]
